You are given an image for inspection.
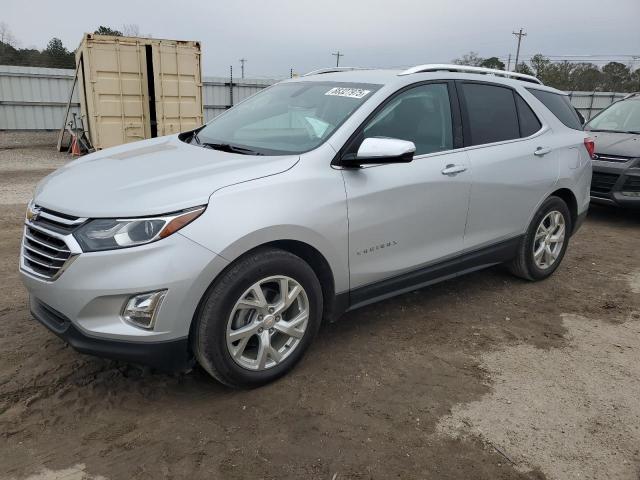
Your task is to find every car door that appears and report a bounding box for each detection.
[340,82,472,294]
[457,81,559,249]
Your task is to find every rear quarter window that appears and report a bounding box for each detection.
[527,88,582,130]
[515,94,542,137]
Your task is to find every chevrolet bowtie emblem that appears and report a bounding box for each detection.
[26,205,41,222]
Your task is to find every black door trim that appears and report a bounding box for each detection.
[334,235,522,314]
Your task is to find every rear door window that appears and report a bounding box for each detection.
[460,83,520,145]
[515,94,542,137]
[527,88,583,130]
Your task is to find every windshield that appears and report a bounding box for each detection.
[585,99,640,134]
[195,81,381,155]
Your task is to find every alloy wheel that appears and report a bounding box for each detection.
[226,275,309,371]
[532,210,566,270]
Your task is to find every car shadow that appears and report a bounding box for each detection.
[587,203,640,227]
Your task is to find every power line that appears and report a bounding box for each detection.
[512,28,527,72]
[497,55,639,66]
[332,51,344,67]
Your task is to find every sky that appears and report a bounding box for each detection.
[3,0,640,78]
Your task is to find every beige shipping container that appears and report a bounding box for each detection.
[75,34,203,150]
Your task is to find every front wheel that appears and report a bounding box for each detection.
[192,248,323,388]
[508,196,572,281]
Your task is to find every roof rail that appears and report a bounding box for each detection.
[398,64,543,85]
[302,67,371,77]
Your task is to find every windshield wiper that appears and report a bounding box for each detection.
[587,128,640,135]
[202,142,264,155]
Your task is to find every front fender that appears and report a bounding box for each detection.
[179,152,350,294]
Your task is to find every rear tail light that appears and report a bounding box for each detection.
[584,137,595,159]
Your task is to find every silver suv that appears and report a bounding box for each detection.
[20,65,592,387]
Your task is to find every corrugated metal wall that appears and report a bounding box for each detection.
[1,64,628,129]
[0,65,80,129]
[0,65,278,130]
[203,76,276,121]
[566,91,628,121]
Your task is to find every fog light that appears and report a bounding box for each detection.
[621,191,640,197]
[122,290,167,329]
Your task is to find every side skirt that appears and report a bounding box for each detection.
[333,236,522,317]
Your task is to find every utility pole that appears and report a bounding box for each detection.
[239,58,247,79]
[229,65,233,106]
[512,28,527,72]
[506,54,511,72]
[332,51,344,67]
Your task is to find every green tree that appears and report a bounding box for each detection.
[629,68,640,92]
[479,56,505,70]
[0,40,18,64]
[555,61,575,90]
[1,34,73,68]
[452,51,484,67]
[44,37,67,57]
[515,63,533,75]
[94,26,123,36]
[601,62,631,92]
[569,63,602,91]
[529,54,551,78]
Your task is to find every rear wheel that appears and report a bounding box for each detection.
[193,248,322,388]
[508,196,571,281]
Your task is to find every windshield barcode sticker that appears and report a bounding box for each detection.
[325,87,371,99]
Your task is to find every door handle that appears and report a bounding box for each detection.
[534,146,552,156]
[441,164,467,176]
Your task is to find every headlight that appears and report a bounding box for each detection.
[73,206,205,252]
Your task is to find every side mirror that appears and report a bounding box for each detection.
[342,137,416,167]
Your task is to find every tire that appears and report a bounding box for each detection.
[508,196,572,281]
[192,247,323,388]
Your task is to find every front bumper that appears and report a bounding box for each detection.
[30,296,193,371]
[21,231,229,369]
[590,159,640,208]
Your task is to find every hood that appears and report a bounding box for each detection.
[34,135,299,217]
[589,131,640,158]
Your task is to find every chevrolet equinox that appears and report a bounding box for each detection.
[20,65,592,387]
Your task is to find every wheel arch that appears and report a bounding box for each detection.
[549,187,578,234]
[190,236,345,347]
[261,240,341,322]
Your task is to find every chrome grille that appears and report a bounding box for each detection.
[31,206,86,234]
[21,206,85,280]
[593,153,632,163]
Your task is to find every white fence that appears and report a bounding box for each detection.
[0,65,628,130]
[0,66,81,130]
[0,65,279,130]
[203,76,277,121]
[567,91,628,121]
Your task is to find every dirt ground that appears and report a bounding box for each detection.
[1,132,639,480]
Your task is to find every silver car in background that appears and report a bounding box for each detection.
[20,65,592,387]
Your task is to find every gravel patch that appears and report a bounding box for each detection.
[9,464,106,480]
[0,131,59,149]
[0,132,71,205]
[437,313,640,480]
